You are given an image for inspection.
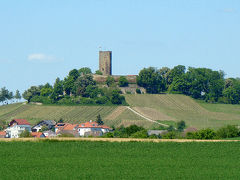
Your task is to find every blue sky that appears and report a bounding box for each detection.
[0,0,239,93]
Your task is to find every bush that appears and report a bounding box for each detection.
[125,125,145,136]
[19,130,31,138]
[30,96,53,104]
[95,96,109,104]
[187,128,216,139]
[130,130,148,138]
[177,121,186,132]
[162,131,179,139]
[102,132,114,138]
[216,125,239,139]
[118,76,128,87]
[136,88,141,94]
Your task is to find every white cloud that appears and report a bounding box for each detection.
[28,53,63,63]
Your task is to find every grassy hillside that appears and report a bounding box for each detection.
[125,94,240,129]
[1,94,240,129]
[0,103,158,128]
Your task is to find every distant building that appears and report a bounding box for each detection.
[147,130,168,136]
[31,132,45,138]
[5,119,31,138]
[54,121,111,137]
[32,120,56,132]
[99,51,112,75]
[77,121,110,137]
[43,130,57,138]
[0,131,6,138]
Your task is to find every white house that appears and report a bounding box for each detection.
[5,119,31,138]
[77,121,110,137]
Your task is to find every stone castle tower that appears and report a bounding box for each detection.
[99,51,112,75]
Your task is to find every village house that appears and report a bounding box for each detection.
[5,119,31,138]
[32,120,56,132]
[77,121,110,137]
[54,121,111,137]
[0,131,6,138]
[43,130,57,137]
[56,123,79,137]
[31,132,45,138]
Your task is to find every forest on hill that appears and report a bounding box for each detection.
[137,65,240,104]
[1,65,240,105]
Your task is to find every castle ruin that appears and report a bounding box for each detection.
[99,51,112,76]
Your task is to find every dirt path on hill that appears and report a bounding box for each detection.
[126,107,169,127]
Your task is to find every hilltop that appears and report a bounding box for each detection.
[1,94,240,129]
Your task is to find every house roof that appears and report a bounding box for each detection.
[79,121,110,129]
[63,124,78,130]
[10,119,31,126]
[31,132,44,138]
[0,131,6,136]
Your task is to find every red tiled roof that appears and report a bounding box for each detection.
[31,132,44,138]
[11,119,31,126]
[79,121,110,129]
[63,124,78,130]
[0,131,6,136]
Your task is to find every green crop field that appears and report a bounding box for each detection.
[1,94,240,129]
[0,141,239,179]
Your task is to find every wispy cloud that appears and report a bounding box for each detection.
[223,8,236,13]
[28,53,63,63]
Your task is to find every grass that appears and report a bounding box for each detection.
[1,94,240,129]
[0,141,240,179]
[125,94,240,129]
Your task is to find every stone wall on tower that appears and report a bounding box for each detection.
[99,51,112,75]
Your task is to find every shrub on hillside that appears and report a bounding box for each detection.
[130,130,148,138]
[186,128,216,139]
[216,125,239,138]
[162,131,179,139]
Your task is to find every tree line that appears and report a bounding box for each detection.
[137,65,240,104]
[22,67,127,105]
[0,88,21,105]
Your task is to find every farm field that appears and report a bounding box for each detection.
[0,141,240,179]
[1,94,240,129]
[125,94,240,129]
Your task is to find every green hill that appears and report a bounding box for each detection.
[1,94,240,129]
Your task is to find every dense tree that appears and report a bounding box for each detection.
[73,74,96,96]
[96,114,104,125]
[79,67,92,75]
[106,76,115,87]
[167,65,186,85]
[22,86,41,103]
[69,69,80,81]
[63,76,75,95]
[15,90,21,101]
[176,121,186,132]
[95,70,103,75]
[137,67,165,93]
[52,78,64,96]
[111,89,125,104]
[118,76,128,87]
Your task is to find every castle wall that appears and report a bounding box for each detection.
[93,75,137,84]
[99,51,112,75]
